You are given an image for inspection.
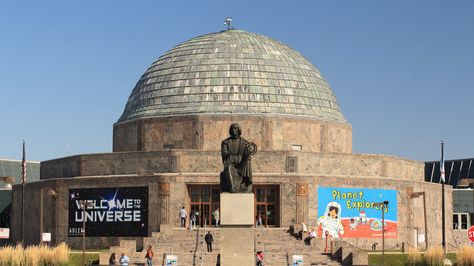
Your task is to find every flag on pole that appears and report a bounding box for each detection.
[440,142,445,183]
[21,140,26,184]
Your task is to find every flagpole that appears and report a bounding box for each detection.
[441,141,446,253]
[21,140,26,244]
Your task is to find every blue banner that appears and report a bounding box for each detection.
[317,186,397,238]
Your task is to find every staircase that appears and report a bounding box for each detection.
[100,227,341,266]
[101,227,220,266]
[255,228,341,266]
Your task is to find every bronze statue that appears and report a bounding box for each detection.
[220,123,257,193]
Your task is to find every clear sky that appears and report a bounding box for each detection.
[1,1,473,162]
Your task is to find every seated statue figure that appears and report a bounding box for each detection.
[220,123,256,193]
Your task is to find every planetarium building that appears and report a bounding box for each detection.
[12,29,452,252]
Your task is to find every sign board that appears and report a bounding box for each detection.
[0,228,9,239]
[42,233,51,242]
[68,187,148,237]
[317,187,398,238]
[417,233,425,243]
[468,226,474,243]
[165,255,177,266]
[292,255,304,266]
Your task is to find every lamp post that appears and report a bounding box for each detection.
[324,231,329,252]
[39,188,57,245]
[410,192,428,250]
[80,200,94,266]
[440,141,446,254]
[375,201,389,266]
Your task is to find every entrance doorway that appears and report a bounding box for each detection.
[187,185,280,227]
[188,186,220,227]
[254,185,279,227]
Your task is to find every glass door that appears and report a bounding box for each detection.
[188,185,220,227]
[254,185,279,227]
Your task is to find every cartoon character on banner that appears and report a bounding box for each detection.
[318,202,344,239]
[349,218,358,231]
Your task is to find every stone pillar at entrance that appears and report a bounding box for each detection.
[220,193,255,266]
[296,183,309,224]
[159,183,170,225]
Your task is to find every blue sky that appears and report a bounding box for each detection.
[0,1,473,162]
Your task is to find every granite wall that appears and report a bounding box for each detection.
[113,115,352,154]
[11,172,454,251]
[41,151,423,182]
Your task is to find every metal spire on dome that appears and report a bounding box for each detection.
[224,17,234,30]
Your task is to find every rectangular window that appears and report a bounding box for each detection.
[256,188,265,203]
[291,144,302,151]
[201,187,210,202]
[461,214,468,229]
[191,189,200,202]
[211,189,220,203]
[453,214,459,230]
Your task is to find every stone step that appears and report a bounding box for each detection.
[103,227,342,266]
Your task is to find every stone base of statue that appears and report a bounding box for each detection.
[220,193,255,266]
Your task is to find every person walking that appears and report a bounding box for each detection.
[180,207,187,228]
[256,213,262,227]
[119,253,129,266]
[205,231,214,252]
[190,212,197,230]
[213,208,220,227]
[145,245,154,266]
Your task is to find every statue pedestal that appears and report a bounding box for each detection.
[220,193,255,266]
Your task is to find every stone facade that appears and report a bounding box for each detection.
[12,161,454,250]
[17,113,451,251]
[40,151,421,181]
[113,115,352,154]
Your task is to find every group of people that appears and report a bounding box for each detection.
[180,206,220,229]
[108,245,154,266]
[181,207,268,229]
[296,223,317,245]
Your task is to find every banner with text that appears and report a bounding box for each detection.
[317,187,397,239]
[68,187,148,237]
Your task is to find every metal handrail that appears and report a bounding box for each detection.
[200,240,204,266]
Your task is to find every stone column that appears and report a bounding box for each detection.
[159,183,170,225]
[220,193,255,266]
[296,183,309,224]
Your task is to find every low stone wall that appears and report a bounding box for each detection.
[41,151,424,182]
[331,240,368,266]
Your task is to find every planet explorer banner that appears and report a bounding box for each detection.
[68,187,148,237]
[317,187,397,239]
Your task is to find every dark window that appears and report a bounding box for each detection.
[453,214,459,230]
[461,214,468,229]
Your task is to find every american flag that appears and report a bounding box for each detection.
[21,140,26,184]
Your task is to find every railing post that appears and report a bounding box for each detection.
[200,241,203,266]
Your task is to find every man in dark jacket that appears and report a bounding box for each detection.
[205,231,214,252]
